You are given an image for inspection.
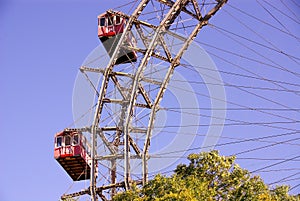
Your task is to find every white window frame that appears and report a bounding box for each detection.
[115,16,122,25]
[107,16,113,26]
[64,135,71,146]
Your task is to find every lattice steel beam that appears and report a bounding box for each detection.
[63,1,228,200]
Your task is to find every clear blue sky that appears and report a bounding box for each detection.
[1,0,299,200]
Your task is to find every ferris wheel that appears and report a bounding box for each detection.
[54,0,228,200]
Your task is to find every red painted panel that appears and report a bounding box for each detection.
[54,148,60,159]
[73,145,81,156]
[54,130,94,180]
[97,12,126,38]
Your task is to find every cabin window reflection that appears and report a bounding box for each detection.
[56,136,62,147]
[72,134,79,145]
[100,18,106,26]
[65,136,71,146]
[108,17,113,26]
[115,16,121,25]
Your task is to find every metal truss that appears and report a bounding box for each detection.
[62,0,228,200]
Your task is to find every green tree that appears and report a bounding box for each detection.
[113,151,299,201]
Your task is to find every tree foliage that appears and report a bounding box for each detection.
[113,151,299,201]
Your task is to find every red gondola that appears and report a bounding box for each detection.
[54,130,92,181]
[97,11,137,64]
